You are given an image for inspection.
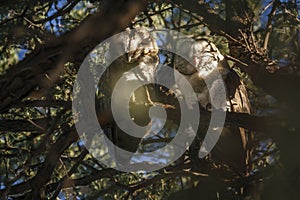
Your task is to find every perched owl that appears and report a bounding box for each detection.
[97,27,159,166]
[173,39,231,110]
[174,39,253,174]
[104,27,159,90]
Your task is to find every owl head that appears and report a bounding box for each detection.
[174,39,225,76]
[173,39,228,110]
[107,27,158,63]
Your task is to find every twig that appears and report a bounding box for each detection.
[259,0,275,16]
[225,55,249,67]
[50,149,88,200]
[263,0,279,49]
[145,86,175,109]
[239,29,251,51]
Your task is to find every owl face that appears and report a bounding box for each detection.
[105,28,158,64]
[174,40,224,77]
[173,40,228,110]
[121,28,158,63]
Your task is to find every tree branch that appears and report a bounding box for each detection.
[169,0,227,34]
[0,0,150,113]
[263,0,279,49]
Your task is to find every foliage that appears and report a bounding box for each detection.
[0,0,299,199]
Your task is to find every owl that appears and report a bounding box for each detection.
[96,27,159,167]
[173,39,231,110]
[174,39,253,174]
[104,27,159,90]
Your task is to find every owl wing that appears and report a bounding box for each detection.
[208,66,253,174]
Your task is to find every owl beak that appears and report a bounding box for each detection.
[126,52,132,63]
[127,50,139,63]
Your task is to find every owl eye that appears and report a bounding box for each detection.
[205,103,212,110]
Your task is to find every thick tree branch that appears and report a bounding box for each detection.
[0,0,150,113]
[0,117,50,132]
[170,0,300,107]
[0,128,78,197]
[169,0,227,34]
